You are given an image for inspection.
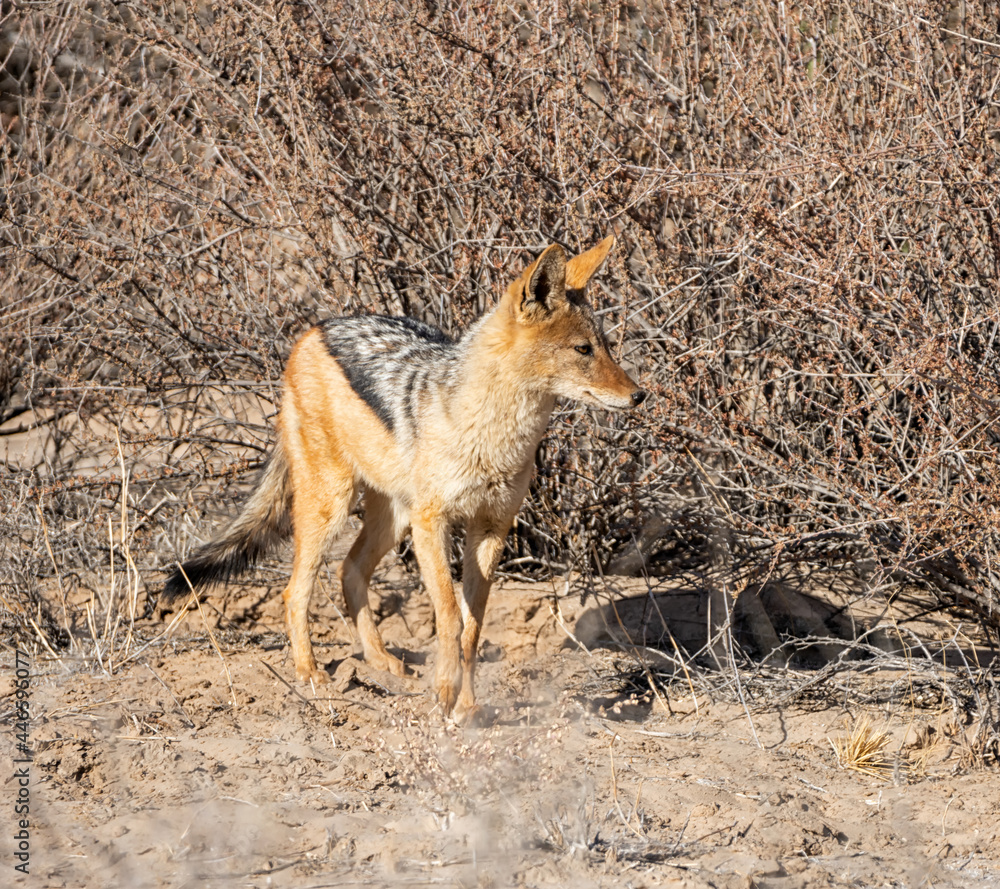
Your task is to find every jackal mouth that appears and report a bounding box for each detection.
[583,389,639,410]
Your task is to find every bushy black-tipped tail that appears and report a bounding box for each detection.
[162,440,292,605]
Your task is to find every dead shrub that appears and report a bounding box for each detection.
[2,0,1000,670]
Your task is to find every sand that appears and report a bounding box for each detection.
[5,577,1000,888]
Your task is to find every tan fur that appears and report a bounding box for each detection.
[175,237,644,722]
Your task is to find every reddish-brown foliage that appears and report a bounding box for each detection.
[3,1,999,643]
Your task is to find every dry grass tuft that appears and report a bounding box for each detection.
[829,715,893,779]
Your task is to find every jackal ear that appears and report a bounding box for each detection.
[521,244,567,316]
[565,235,615,295]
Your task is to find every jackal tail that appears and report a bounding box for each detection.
[162,439,292,602]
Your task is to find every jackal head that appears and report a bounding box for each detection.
[502,236,646,410]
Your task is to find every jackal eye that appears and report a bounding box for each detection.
[574,344,593,356]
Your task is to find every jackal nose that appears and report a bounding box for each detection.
[631,390,647,407]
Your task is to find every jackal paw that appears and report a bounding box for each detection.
[295,664,330,685]
[452,701,485,726]
[368,651,407,678]
[435,678,460,716]
[384,654,407,678]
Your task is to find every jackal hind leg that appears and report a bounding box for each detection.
[283,468,355,685]
[340,490,407,677]
[454,518,508,724]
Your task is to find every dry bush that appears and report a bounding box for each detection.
[3,0,1000,654]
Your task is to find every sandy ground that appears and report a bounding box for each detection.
[4,573,1000,889]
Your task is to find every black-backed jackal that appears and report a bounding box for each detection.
[163,236,645,721]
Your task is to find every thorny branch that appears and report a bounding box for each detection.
[2,1,1000,661]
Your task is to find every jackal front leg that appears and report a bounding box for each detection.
[454,518,508,724]
[411,511,462,714]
